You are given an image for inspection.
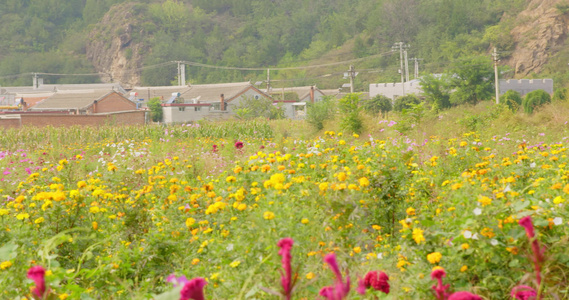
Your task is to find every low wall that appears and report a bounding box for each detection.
[0,111,145,128]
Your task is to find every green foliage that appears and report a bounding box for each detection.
[338,93,364,134]
[522,89,552,114]
[148,97,163,123]
[457,103,508,131]
[394,102,426,133]
[450,56,495,105]
[552,87,568,102]
[394,94,421,112]
[306,96,335,131]
[556,3,569,14]
[363,94,392,117]
[502,90,522,111]
[234,96,284,120]
[419,74,452,111]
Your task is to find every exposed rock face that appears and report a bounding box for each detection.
[86,3,146,87]
[505,0,569,76]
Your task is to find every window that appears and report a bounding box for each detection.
[194,107,201,111]
[178,107,185,111]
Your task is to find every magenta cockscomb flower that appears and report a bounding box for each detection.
[319,253,350,300]
[27,266,47,299]
[357,271,389,295]
[447,291,483,300]
[277,237,295,300]
[234,140,244,150]
[518,216,545,285]
[431,268,450,300]
[212,145,218,153]
[180,277,207,300]
[511,285,537,300]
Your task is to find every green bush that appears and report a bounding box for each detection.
[552,87,568,102]
[306,96,335,131]
[338,93,364,134]
[502,90,522,112]
[394,94,421,112]
[148,97,163,122]
[363,94,392,117]
[522,89,551,114]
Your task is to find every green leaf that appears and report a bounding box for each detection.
[0,242,18,260]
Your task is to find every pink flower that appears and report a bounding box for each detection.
[448,291,483,300]
[431,268,450,300]
[320,253,350,300]
[167,274,189,287]
[519,216,535,239]
[212,145,218,153]
[180,277,207,300]
[518,216,545,285]
[234,141,244,149]
[511,285,537,300]
[27,266,46,299]
[277,238,294,299]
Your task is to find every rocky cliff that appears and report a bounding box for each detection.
[505,0,569,76]
[86,3,147,87]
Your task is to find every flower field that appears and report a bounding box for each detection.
[1,112,569,299]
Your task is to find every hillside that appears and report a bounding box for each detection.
[2,0,569,89]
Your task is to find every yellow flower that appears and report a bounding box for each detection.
[478,196,492,206]
[306,272,315,280]
[460,265,468,272]
[0,208,9,216]
[353,247,361,254]
[89,206,100,214]
[0,261,12,270]
[406,207,416,216]
[427,252,442,264]
[319,182,329,191]
[16,213,30,220]
[92,222,98,230]
[34,217,45,224]
[191,258,200,265]
[461,243,469,250]
[263,211,275,220]
[229,260,241,268]
[337,172,347,181]
[412,228,425,244]
[59,293,70,300]
[301,218,309,224]
[237,203,247,211]
[77,181,87,189]
[359,177,370,187]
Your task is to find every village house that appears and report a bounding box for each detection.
[30,90,137,114]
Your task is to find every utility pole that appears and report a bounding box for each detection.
[349,65,355,93]
[404,50,409,82]
[176,61,186,86]
[266,69,271,93]
[409,58,423,79]
[492,47,500,104]
[392,42,409,95]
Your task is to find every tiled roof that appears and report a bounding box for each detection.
[128,86,191,101]
[30,90,112,110]
[181,82,258,103]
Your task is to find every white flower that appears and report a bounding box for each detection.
[377,253,383,259]
[553,217,563,226]
[226,244,234,251]
[490,239,498,246]
[473,208,482,215]
[463,230,472,239]
[504,185,511,193]
[472,233,479,240]
[530,162,536,168]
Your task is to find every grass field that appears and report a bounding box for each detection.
[1,102,569,299]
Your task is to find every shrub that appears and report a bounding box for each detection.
[552,87,568,102]
[306,96,335,131]
[148,97,163,122]
[363,94,392,117]
[394,94,421,112]
[338,93,364,134]
[234,96,284,120]
[502,90,522,112]
[522,89,551,114]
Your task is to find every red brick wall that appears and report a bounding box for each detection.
[0,118,21,129]
[94,93,136,113]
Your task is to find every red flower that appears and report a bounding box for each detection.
[448,291,483,300]
[27,266,46,299]
[180,277,207,300]
[234,141,244,149]
[519,216,535,239]
[277,238,295,299]
[361,271,389,294]
[431,268,450,300]
[320,253,350,300]
[511,285,537,300]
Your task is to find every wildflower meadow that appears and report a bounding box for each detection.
[1,103,569,299]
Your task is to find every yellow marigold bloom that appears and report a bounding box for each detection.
[406,207,416,216]
[306,272,315,280]
[167,194,177,201]
[59,159,68,165]
[229,260,241,268]
[89,206,100,214]
[0,261,13,270]
[451,183,462,190]
[353,247,361,254]
[59,293,69,300]
[263,211,275,220]
[412,228,425,244]
[459,141,468,147]
[460,265,468,272]
[553,196,565,204]
[461,243,469,250]
[337,172,347,181]
[226,176,236,183]
[319,182,329,191]
[34,217,45,224]
[506,247,519,255]
[359,177,370,187]
[191,258,200,265]
[480,227,495,238]
[478,196,492,206]
[0,208,9,216]
[301,218,309,224]
[427,252,442,264]
[270,173,285,184]
[237,203,247,211]
[16,213,30,220]
[92,222,98,230]
[372,225,382,231]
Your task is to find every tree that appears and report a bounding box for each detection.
[394,94,421,112]
[502,90,522,112]
[338,93,364,134]
[552,87,568,102]
[522,89,551,114]
[363,94,392,117]
[419,74,451,111]
[148,97,163,122]
[306,96,335,131]
[234,96,284,120]
[450,56,495,105]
